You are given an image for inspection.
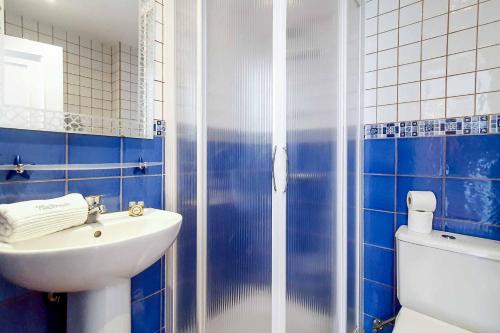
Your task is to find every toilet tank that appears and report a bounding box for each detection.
[396,226,500,333]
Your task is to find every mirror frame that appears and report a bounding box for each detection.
[0,0,156,139]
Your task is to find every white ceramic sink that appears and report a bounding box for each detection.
[0,208,182,333]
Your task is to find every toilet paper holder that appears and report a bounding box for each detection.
[372,315,396,332]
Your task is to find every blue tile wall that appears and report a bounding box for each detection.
[0,128,166,333]
[363,135,500,333]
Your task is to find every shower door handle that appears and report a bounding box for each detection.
[272,145,288,193]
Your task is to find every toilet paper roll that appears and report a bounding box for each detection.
[408,210,433,234]
[406,191,436,212]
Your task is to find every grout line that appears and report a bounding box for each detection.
[474,1,480,116]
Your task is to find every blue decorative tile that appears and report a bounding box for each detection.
[68,134,121,178]
[0,128,65,181]
[364,210,395,249]
[122,176,163,210]
[443,219,500,241]
[396,176,442,216]
[446,135,500,179]
[132,292,162,333]
[364,175,395,211]
[364,245,394,286]
[123,137,163,176]
[0,277,28,303]
[364,139,395,174]
[363,279,394,319]
[68,178,121,212]
[445,179,500,224]
[0,292,51,333]
[0,181,66,204]
[397,137,443,176]
[132,260,162,302]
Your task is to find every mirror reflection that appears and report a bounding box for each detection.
[1,0,156,138]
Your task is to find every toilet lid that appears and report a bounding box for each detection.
[393,308,473,333]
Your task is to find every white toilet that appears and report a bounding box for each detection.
[393,226,500,333]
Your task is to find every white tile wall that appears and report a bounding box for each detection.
[364,0,500,124]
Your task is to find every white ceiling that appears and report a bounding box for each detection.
[5,0,138,46]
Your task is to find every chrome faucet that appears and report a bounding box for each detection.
[85,195,107,223]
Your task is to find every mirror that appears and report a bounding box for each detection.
[0,0,157,138]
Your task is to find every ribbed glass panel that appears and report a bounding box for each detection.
[286,0,339,332]
[346,1,361,331]
[205,1,273,332]
[175,0,198,331]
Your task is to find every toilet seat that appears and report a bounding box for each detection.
[393,307,473,333]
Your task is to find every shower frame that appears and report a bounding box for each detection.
[163,0,363,332]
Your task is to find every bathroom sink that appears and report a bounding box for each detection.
[0,208,182,292]
[0,208,182,333]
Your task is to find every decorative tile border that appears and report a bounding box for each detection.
[364,115,500,139]
[154,119,166,137]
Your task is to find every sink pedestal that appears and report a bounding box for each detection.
[67,279,131,333]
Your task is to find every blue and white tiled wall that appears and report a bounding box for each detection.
[363,0,500,331]
[0,128,166,333]
[362,134,500,332]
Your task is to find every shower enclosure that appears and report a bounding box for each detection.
[164,0,362,332]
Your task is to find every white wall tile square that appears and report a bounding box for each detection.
[399,23,422,45]
[421,98,446,119]
[422,36,447,60]
[476,91,500,115]
[477,45,500,70]
[364,0,500,124]
[448,28,477,54]
[398,82,421,103]
[479,0,500,25]
[377,104,398,122]
[399,101,421,120]
[447,51,476,75]
[447,95,475,117]
[476,68,500,93]
[423,14,448,40]
[399,62,421,83]
[378,11,399,32]
[400,2,423,26]
[423,0,449,19]
[447,73,476,96]
[378,48,398,69]
[378,30,398,50]
[478,21,500,47]
[422,78,446,99]
[399,42,421,65]
[364,106,377,124]
[377,85,398,105]
[378,67,398,87]
[379,0,399,15]
[366,35,378,54]
[422,57,447,79]
[450,0,478,11]
[365,72,377,89]
[449,5,478,32]
[366,17,378,36]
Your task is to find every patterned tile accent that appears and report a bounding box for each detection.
[154,119,166,137]
[491,114,500,134]
[364,115,493,139]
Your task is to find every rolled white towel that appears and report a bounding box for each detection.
[0,193,89,243]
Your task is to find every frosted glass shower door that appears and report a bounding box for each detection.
[205,1,273,333]
[286,0,340,332]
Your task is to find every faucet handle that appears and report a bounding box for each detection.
[85,195,103,206]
